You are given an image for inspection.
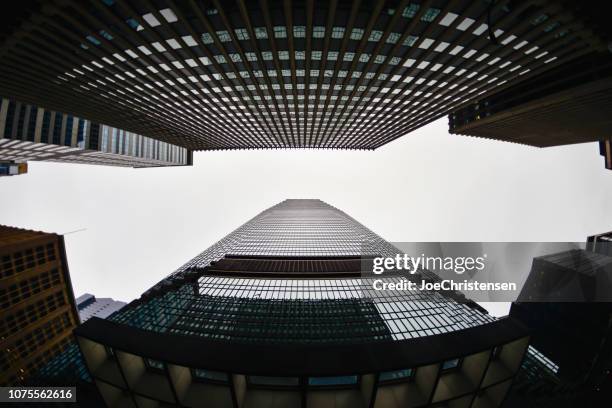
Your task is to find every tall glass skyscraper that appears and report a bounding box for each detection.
[76,200,529,408]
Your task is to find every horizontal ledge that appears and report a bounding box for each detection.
[75,316,528,376]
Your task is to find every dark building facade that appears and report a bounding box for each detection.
[75,199,529,407]
[599,138,612,170]
[449,52,612,148]
[0,1,606,150]
[0,225,80,385]
[506,240,612,407]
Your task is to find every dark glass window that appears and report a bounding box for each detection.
[191,368,228,383]
[248,376,299,387]
[308,375,358,387]
[144,358,165,372]
[441,358,461,372]
[379,368,414,383]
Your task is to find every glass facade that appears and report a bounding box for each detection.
[111,200,493,345]
[76,199,530,407]
[0,98,191,168]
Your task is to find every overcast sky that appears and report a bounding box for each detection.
[1,118,611,317]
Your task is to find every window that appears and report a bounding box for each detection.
[368,30,383,42]
[350,28,364,40]
[248,376,299,387]
[379,368,413,383]
[531,14,548,25]
[144,358,165,372]
[441,358,461,372]
[254,27,268,39]
[403,35,418,47]
[235,28,249,40]
[402,4,420,18]
[274,26,287,38]
[308,375,358,387]
[216,30,231,42]
[386,33,401,44]
[421,8,441,22]
[293,26,306,38]
[331,27,344,39]
[192,368,229,383]
[374,55,386,64]
[202,33,214,44]
[313,26,325,38]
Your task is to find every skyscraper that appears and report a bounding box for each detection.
[599,138,612,170]
[76,293,126,322]
[0,160,27,176]
[505,234,612,407]
[0,1,606,150]
[0,225,80,385]
[0,98,193,169]
[449,52,612,148]
[75,200,529,407]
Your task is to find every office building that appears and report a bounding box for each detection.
[0,160,27,176]
[76,199,529,407]
[76,293,126,322]
[587,230,612,256]
[506,242,612,407]
[0,225,80,385]
[599,138,612,170]
[449,52,612,148]
[1,98,193,169]
[0,1,606,150]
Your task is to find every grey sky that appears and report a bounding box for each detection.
[1,119,611,317]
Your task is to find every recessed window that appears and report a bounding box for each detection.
[331,27,345,39]
[350,28,364,40]
[202,33,214,44]
[386,33,401,44]
[308,375,358,387]
[216,30,231,42]
[293,26,306,38]
[531,13,548,25]
[234,28,249,40]
[421,8,441,22]
[313,26,325,38]
[144,358,165,372]
[402,4,420,18]
[368,30,383,42]
[248,376,299,387]
[441,358,461,372]
[403,35,418,47]
[192,369,229,383]
[274,26,287,38]
[379,368,414,383]
[254,27,268,39]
